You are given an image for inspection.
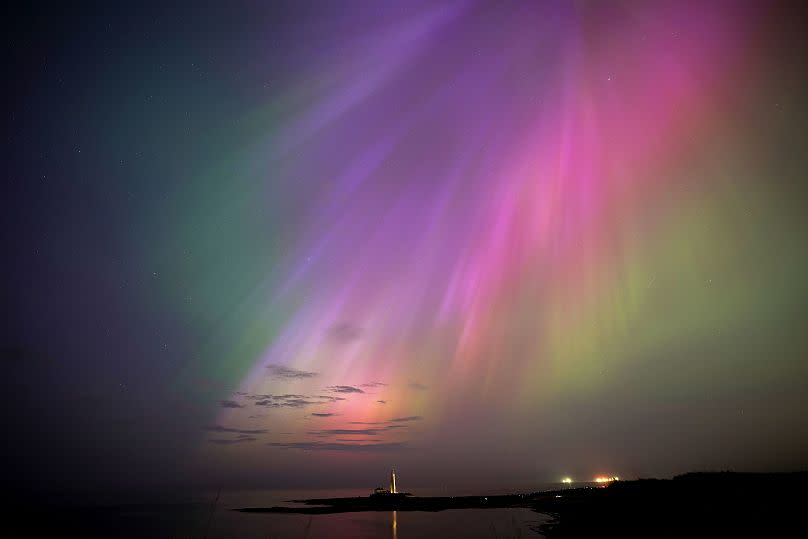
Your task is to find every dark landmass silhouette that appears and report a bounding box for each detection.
[239,472,806,537]
[239,491,530,514]
[532,471,806,537]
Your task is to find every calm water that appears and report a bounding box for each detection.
[44,488,553,538]
[206,507,549,539]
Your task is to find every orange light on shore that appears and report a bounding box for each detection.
[594,476,620,484]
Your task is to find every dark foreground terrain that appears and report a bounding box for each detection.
[532,472,805,537]
[240,472,806,537]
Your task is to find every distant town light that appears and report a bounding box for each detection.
[594,476,620,484]
[561,477,573,484]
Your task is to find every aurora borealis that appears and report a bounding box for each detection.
[4,1,808,493]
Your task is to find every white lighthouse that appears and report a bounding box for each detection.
[372,468,405,497]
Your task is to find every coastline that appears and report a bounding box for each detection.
[238,472,806,537]
[238,492,542,514]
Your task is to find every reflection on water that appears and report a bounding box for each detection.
[216,508,548,538]
[58,506,550,538]
[43,489,552,538]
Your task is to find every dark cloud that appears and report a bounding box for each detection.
[310,428,382,436]
[219,400,245,408]
[327,322,362,342]
[204,425,268,434]
[361,382,387,388]
[377,400,387,404]
[390,416,423,422]
[248,394,344,408]
[269,441,406,452]
[349,421,386,425]
[255,398,317,408]
[208,437,257,445]
[317,395,347,402]
[409,382,428,391]
[326,385,364,394]
[310,424,407,436]
[310,412,337,417]
[266,364,318,379]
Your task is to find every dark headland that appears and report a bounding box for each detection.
[239,472,806,537]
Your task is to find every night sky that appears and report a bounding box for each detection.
[4,1,808,495]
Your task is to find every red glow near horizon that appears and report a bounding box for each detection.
[594,476,619,484]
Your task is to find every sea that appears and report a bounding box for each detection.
[33,487,556,538]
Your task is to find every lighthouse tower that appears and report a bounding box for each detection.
[390,468,397,494]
